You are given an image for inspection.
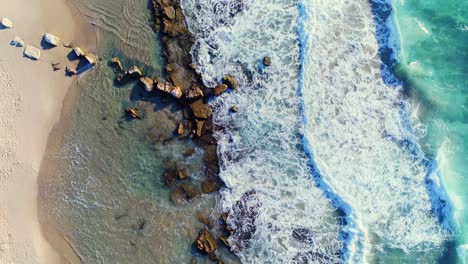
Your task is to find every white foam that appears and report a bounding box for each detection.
[182,0,345,262]
[301,0,448,260]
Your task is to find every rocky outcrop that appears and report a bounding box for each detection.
[195,229,218,255]
[24,45,41,60]
[190,99,211,119]
[43,33,61,46]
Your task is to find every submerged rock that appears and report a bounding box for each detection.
[24,45,41,60]
[196,229,218,255]
[170,184,200,204]
[1,18,13,28]
[222,75,238,90]
[43,33,61,46]
[190,99,212,119]
[201,179,220,194]
[139,77,154,92]
[214,83,228,96]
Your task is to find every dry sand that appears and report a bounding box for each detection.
[0,0,95,263]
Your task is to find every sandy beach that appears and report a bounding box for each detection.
[0,0,95,263]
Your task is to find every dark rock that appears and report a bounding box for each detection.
[186,83,204,100]
[195,229,218,255]
[219,236,230,247]
[162,168,178,186]
[182,148,195,157]
[263,56,271,66]
[214,83,228,96]
[222,75,238,90]
[190,99,212,119]
[202,179,220,194]
[229,106,238,113]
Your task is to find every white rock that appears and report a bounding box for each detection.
[43,33,61,46]
[24,45,41,60]
[1,18,13,28]
[171,86,182,99]
[73,47,84,57]
[84,53,97,65]
[11,36,25,47]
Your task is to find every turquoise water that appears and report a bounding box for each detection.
[391,0,468,262]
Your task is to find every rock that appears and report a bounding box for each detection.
[195,229,218,255]
[202,179,221,194]
[186,83,204,100]
[154,78,175,94]
[128,66,142,77]
[219,236,230,247]
[180,184,199,201]
[263,56,271,66]
[229,106,238,113]
[139,77,154,92]
[190,99,211,119]
[63,43,73,48]
[171,86,182,98]
[162,169,178,186]
[1,18,13,28]
[196,211,212,228]
[178,168,188,180]
[65,66,77,76]
[110,57,124,72]
[214,84,228,96]
[125,108,142,119]
[222,75,238,90]
[73,47,85,57]
[85,54,98,65]
[24,45,41,60]
[43,33,61,46]
[177,122,185,135]
[182,148,195,157]
[10,36,24,47]
[196,120,204,137]
[52,62,61,71]
[163,6,176,20]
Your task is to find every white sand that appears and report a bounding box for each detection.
[0,0,95,263]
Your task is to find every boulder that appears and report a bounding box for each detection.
[85,54,97,65]
[10,36,24,47]
[171,86,182,98]
[125,108,142,119]
[163,6,176,20]
[230,106,238,113]
[222,75,238,90]
[263,56,271,66]
[43,33,61,46]
[139,77,154,92]
[73,47,84,57]
[177,122,185,135]
[128,66,142,77]
[24,45,41,60]
[196,120,204,137]
[186,83,204,100]
[155,78,173,93]
[110,57,124,72]
[196,229,218,255]
[190,99,211,119]
[214,83,228,96]
[178,168,188,180]
[1,18,13,28]
[202,179,221,194]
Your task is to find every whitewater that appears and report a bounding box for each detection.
[181,0,451,262]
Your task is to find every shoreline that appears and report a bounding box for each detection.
[0,0,95,262]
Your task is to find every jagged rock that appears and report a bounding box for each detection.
[111,57,124,72]
[214,84,228,96]
[177,122,185,135]
[139,77,154,92]
[10,36,24,47]
[196,120,204,137]
[202,179,221,194]
[178,168,188,180]
[263,56,271,66]
[186,83,204,100]
[171,86,182,98]
[1,18,13,28]
[196,229,218,255]
[24,45,41,60]
[85,54,98,65]
[155,78,173,93]
[73,47,84,57]
[222,75,238,90]
[125,108,142,119]
[128,66,142,77]
[163,6,176,20]
[190,99,211,119]
[230,106,238,113]
[43,33,61,46]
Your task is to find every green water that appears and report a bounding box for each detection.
[392,0,468,262]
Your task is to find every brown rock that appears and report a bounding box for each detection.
[125,108,142,119]
[195,229,217,255]
[196,120,204,137]
[139,77,154,92]
[186,83,204,100]
[163,6,176,20]
[230,106,238,113]
[171,86,182,98]
[155,78,174,94]
[178,168,188,180]
[263,56,271,66]
[214,83,228,96]
[190,99,211,119]
[202,179,220,194]
[222,75,238,90]
[111,57,124,72]
[196,211,212,228]
[219,236,230,247]
[177,122,185,135]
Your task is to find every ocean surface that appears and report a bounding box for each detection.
[40,0,466,263]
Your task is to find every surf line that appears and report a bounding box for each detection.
[295,1,365,262]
